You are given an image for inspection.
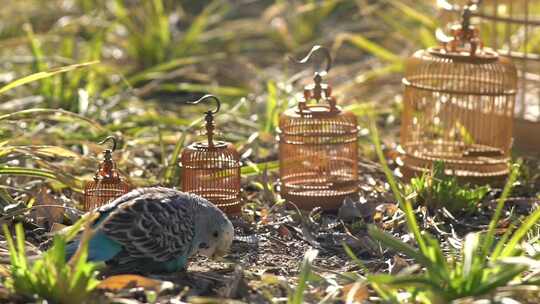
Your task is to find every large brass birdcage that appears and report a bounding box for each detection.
[401,5,518,183]
[84,136,130,211]
[278,46,359,210]
[442,0,540,151]
[179,95,242,214]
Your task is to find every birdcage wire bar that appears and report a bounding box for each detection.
[180,141,242,214]
[179,95,242,214]
[278,45,359,210]
[279,106,359,210]
[84,181,130,211]
[444,0,540,150]
[83,136,130,211]
[401,5,518,183]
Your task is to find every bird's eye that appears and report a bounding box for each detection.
[213,231,219,238]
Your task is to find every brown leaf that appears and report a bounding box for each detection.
[97,275,168,292]
[391,255,409,274]
[32,187,64,226]
[342,282,369,303]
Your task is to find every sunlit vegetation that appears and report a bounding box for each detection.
[0,0,539,303]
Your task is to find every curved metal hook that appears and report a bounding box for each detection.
[296,45,332,75]
[98,136,117,151]
[187,94,221,114]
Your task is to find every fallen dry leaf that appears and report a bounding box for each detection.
[33,187,64,226]
[342,282,369,304]
[97,274,169,292]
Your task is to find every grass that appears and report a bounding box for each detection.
[360,120,540,303]
[0,0,538,303]
[405,161,491,214]
[2,213,100,304]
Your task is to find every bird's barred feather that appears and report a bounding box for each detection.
[97,188,196,262]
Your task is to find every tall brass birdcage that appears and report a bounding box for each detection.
[84,136,130,211]
[441,0,540,151]
[401,4,518,183]
[278,46,359,210]
[180,95,242,214]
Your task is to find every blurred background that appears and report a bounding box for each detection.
[0,0,538,209]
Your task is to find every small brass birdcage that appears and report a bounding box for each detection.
[442,0,540,151]
[401,4,518,183]
[84,136,130,211]
[179,95,242,214]
[278,46,359,210]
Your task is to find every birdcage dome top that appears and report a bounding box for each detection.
[403,48,517,96]
[279,105,358,137]
[180,141,240,169]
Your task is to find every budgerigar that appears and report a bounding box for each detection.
[65,187,234,273]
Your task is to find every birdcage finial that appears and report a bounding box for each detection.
[295,45,336,110]
[93,136,121,181]
[98,136,116,161]
[441,1,484,57]
[187,94,221,148]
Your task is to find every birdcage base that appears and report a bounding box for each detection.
[190,189,242,215]
[279,172,358,210]
[402,140,510,185]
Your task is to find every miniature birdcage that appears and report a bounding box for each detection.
[278,46,359,210]
[179,95,242,214]
[401,4,518,183]
[443,0,540,151]
[84,136,130,210]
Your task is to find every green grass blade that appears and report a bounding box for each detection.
[481,163,521,258]
[387,0,437,29]
[289,248,318,304]
[2,224,19,266]
[159,83,248,98]
[176,0,225,56]
[368,225,433,269]
[0,166,59,180]
[336,33,400,63]
[0,108,103,131]
[369,118,427,254]
[500,205,540,257]
[264,80,278,133]
[0,61,99,95]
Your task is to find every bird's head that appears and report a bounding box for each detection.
[194,203,234,259]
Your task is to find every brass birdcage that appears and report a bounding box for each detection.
[84,136,130,211]
[401,4,518,183]
[179,95,242,214]
[278,46,359,210]
[444,0,540,151]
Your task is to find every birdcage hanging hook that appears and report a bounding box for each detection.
[278,45,359,210]
[180,94,242,214]
[295,45,337,111]
[187,94,221,148]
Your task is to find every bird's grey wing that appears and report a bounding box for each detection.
[90,188,150,227]
[98,193,195,262]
